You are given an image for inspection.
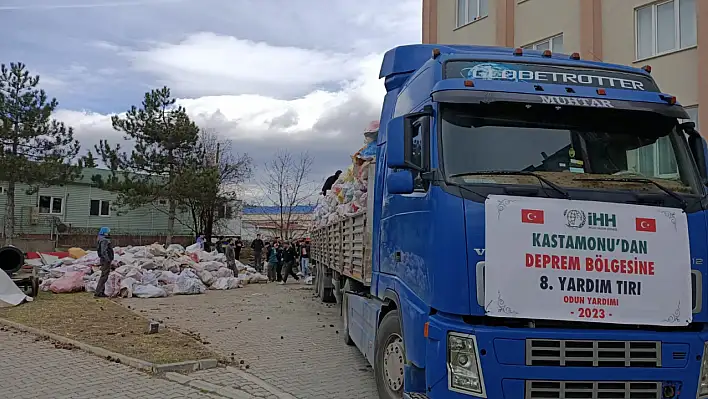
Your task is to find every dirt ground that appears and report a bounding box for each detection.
[0,292,219,364]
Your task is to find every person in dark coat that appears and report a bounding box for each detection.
[250,233,265,272]
[321,170,342,196]
[94,227,115,298]
[215,236,226,253]
[233,236,243,260]
[279,241,300,284]
[275,242,284,282]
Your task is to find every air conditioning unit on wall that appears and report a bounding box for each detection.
[26,206,39,225]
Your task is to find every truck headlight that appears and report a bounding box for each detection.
[699,342,708,397]
[447,332,486,397]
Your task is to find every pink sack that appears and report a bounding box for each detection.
[49,271,86,293]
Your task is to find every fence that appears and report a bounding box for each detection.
[0,216,194,250]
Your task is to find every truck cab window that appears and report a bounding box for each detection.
[440,102,701,195]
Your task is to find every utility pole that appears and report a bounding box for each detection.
[204,142,221,250]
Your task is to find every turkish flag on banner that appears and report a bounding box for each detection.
[521,209,545,224]
[636,217,657,232]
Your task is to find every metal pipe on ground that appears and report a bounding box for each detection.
[0,246,25,275]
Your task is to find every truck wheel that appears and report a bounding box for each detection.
[313,264,321,296]
[375,310,405,399]
[319,281,335,303]
[342,280,354,346]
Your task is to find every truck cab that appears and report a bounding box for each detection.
[356,44,708,399]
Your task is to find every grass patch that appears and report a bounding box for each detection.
[0,292,219,364]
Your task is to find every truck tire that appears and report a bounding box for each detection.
[319,280,335,303]
[313,264,321,296]
[342,280,355,346]
[318,266,336,303]
[374,310,405,399]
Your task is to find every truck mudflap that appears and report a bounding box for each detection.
[423,313,707,398]
[346,292,381,366]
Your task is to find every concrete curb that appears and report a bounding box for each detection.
[0,317,219,374]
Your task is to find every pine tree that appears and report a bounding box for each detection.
[94,87,199,244]
[0,63,81,245]
[81,151,97,168]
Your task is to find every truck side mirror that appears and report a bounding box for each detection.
[386,170,415,194]
[683,122,708,181]
[386,116,412,169]
[386,108,432,170]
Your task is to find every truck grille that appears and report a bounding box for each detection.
[525,381,660,399]
[526,339,661,367]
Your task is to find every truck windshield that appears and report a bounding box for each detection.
[440,102,701,195]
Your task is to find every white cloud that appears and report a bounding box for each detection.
[57,32,388,182]
[123,32,379,99]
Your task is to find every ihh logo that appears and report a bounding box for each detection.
[588,212,617,229]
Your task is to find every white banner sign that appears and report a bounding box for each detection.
[484,194,692,326]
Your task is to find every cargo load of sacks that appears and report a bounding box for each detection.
[33,242,268,298]
[314,121,378,227]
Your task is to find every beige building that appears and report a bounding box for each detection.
[422,0,705,130]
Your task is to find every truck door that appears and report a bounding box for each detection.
[380,113,433,291]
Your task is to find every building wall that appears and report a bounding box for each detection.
[241,213,314,240]
[436,0,496,45]
[0,181,194,237]
[515,0,581,52]
[425,0,705,130]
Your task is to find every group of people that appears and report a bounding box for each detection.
[250,234,311,285]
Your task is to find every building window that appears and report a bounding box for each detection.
[218,205,233,219]
[158,199,167,205]
[456,0,489,27]
[628,137,679,179]
[38,195,63,214]
[90,200,110,216]
[636,0,697,60]
[684,106,699,130]
[522,34,564,53]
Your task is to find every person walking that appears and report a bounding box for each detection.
[275,242,284,282]
[299,238,311,277]
[225,238,237,274]
[266,242,280,282]
[94,227,115,298]
[279,241,300,284]
[233,236,243,261]
[250,233,264,272]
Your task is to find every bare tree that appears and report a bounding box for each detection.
[177,129,253,243]
[259,150,316,240]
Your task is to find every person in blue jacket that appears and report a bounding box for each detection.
[94,227,115,298]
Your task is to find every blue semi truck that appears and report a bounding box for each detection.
[310,44,708,399]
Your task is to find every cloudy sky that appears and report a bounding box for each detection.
[0,0,422,200]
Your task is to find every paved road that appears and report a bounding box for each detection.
[0,327,213,399]
[122,282,379,399]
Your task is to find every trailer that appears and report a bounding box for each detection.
[312,166,375,303]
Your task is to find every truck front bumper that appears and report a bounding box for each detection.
[421,313,708,398]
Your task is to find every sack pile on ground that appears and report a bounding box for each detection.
[314,122,378,227]
[35,243,268,298]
